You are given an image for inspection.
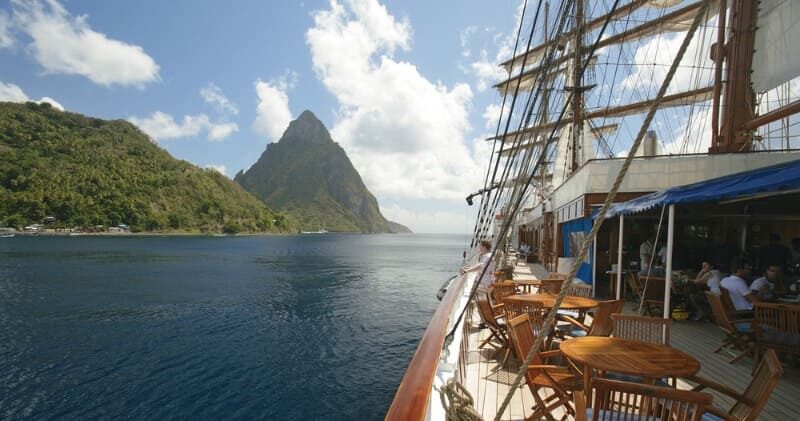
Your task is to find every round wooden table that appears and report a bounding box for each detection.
[560,337,701,402]
[512,279,541,293]
[504,293,598,310]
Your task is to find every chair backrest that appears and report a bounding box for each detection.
[588,300,624,337]
[490,280,517,305]
[730,349,783,421]
[627,271,644,298]
[705,291,737,333]
[719,287,739,315]
[503,300,545,336]
[588,378,712,421]
[539,278,564,294]
[753,302,800,348]
[641,276,667,301]
[567,283,592,298]
[506,313,546,377]
[611,313,670,345]
[475,288,503,331]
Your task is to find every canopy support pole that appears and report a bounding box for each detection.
[663,205,675,342]
[592,234,598,298]
[616,214,624,300]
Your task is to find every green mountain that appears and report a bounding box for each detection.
[234,110,411,233]
[0,101,293,233]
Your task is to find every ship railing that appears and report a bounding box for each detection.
[386,272,474,421]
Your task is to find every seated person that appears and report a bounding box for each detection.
[687,260,722,320]
[750,264,786,299]
[720,258,758,311]
[694,260,722,294]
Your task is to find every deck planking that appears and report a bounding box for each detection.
[459,263,800,420]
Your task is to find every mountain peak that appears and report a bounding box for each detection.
[281,110,330,144]
[235,109,411,233]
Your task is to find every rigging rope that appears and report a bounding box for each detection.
[494,2,710,419]
[438,378,484,421]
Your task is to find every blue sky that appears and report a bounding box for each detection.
[0,0,524,233]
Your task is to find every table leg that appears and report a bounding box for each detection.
[583,365,591,408]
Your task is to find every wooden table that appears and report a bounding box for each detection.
[605,270,628,299]
[513,279,541,293]
[503,293,598,310]
[560,337,701,402]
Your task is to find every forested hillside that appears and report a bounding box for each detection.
[0,102,293,233]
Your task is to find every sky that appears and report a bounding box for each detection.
[0,0,526,234]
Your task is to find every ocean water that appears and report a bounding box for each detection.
[0,234,467,420]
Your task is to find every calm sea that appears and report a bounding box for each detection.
[0,234,467,420]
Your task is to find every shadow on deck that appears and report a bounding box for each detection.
[462,264,800,419]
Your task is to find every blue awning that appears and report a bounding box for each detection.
[604,159,800,217]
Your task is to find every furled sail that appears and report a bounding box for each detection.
[752,0,800,92]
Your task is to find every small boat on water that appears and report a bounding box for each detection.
[0,233,14,238]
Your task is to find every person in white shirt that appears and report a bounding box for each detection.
[461,240,495,288]
[720,258,758,311]
[694,261,722,294]
[687,261,723,320]
[639,237,655,274]
[750,264,783,300]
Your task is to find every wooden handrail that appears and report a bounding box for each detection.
[385,273,468,421]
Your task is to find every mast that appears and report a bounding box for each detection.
[569,0,585,172]
[711,0,758,153]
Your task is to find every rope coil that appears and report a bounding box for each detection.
[438,378,485,421]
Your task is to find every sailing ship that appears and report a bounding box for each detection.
[388,0,800,419]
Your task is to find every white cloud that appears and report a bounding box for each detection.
[200,83,238,115]
[0,10,14,49]
[460,26,476,58]
[11,0,159,87]
[207,122,238,141]
[470,49,506,92]
[128,111,237,142]
[253,73,296,142]
[306,0,480,201]
[482,104,502,130]
[621,18,716,94]
[0,80,64,110]
[38,96,63,111]
[0,81,28,102]
[205,164,228,176]
[381,203,475,234]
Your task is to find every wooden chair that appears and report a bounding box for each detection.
[567,283,592,298]
[688,349,783,421]
[502,299,547,348]
[506,313,581,420]
[490,280,517,306]
[558,283,594,323]
[575,378,713,421]
[626,271,644,303]
[639,275,669,317]
[705,291,754,363]
[475,288,508,359]
[720,287,754,319]
[753,303,800,371]
[539,278,564,294]
[612,313,670,345]
[558,299,624,338]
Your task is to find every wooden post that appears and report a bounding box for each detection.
[617,214,624,300]
[664,205,675,344]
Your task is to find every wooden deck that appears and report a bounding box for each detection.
[462,263,800,419]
